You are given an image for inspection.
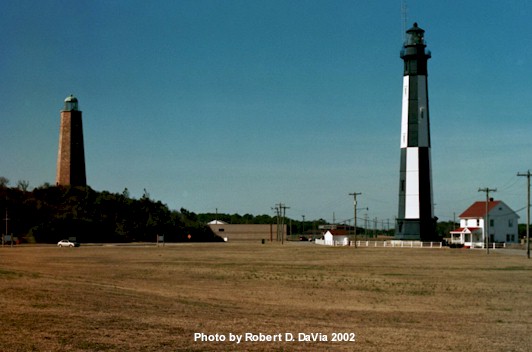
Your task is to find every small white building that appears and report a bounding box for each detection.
[450,200,519,247]
[207,220,228,225]
[316,230,349,246]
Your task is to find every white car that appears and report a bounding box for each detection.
[57,239,77,247]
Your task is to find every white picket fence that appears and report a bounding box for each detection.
[315,239,347,246]
[315,239,509,249]
[350,240,443,248]
[463,242,507,249]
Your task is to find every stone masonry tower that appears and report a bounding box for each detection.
[56,95,87,186]
[395,23,436,241]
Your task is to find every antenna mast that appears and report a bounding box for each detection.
[401,0,408,42]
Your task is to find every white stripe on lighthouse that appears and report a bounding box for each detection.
[405,147,420,218]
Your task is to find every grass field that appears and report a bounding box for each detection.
[0,242,531,351]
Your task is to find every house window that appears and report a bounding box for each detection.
[218,228,225,232]
[506,234,510,242]
[508,219,513,227]
[490,219,494,227]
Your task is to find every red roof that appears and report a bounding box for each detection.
[459,201,501,218]
[450,227,481,233]
[327,229,348,236]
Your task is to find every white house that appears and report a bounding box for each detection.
[450,200,519,247]
[315,230,349,246]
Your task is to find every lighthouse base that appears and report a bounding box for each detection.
[395,219,421,240]
[395,218,437,242]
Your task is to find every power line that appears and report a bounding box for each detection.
[498,175,521,191]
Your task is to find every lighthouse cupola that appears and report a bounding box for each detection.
[405,22,425,46]
[400,23,431,76]
[63,95,79,111]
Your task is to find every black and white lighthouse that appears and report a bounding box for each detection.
[395,23,436,241]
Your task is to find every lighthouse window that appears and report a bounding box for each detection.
[401,180,405,191]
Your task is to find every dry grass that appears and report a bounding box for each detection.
[0,243,531,351]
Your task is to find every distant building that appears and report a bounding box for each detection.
[56,95,87,186]
[207,221,286,242]
[450,200,519,247]
[317,230,349,246]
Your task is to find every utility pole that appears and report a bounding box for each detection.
[272,206,280,242]
[3,207,12,247]
[364,213,368,239]
[274,203,289,244]
[3,208,8,247]
[349,192,362,248]
[281,204,289,244]
[301,215,305,237]
[517,171,531,259]
[478,187,497,254]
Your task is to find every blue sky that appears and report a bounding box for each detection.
[1,0,531,226]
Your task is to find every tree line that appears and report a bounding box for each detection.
[0,178,327,244]
[0,180,222,243]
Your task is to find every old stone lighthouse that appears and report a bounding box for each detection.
[56,95,87,186]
